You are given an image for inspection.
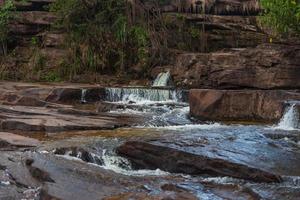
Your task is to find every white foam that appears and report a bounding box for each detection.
[56,152,169,177]
[272,104,299,131]
[105,87,184,103]
[153,71,171,87]
[158,123,226,130]
[81,89,87,103]
[1,181,10,186]
[201,176,242,184]
[100,152,169,177]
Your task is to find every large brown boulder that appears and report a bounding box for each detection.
[189,89,300,122]
[170,43,300,89]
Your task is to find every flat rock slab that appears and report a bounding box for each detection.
[0,105,135,132]
[0,132,40,147]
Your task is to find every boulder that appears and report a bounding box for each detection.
[170,43,300,89]
[189,89,300,122]
[117,141,282,183]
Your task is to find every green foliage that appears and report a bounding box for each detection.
[260,0,300,37]
[30,36,39,47]
[42,71,62,82]
[0,0,15,55]
[50,0,151,78]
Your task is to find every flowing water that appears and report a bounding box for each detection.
[152,71,172,87]
[53,87,300,199]
[274,103,299,130]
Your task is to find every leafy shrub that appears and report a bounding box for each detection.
[260,0,300,37]
[50,0,151,78]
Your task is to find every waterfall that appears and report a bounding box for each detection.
[81,89,87,103]
[152,71,172,87]
[275,104,299,130]
[105,87,184,103]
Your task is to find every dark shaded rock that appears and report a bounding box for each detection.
[27,161,55,183]
[189,89,300,122]
[117,141,282,183]
[53,147,103,165]
[46,87,105,104]
[46,88,83,104]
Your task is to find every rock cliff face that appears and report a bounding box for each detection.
[154,0,261,15]
[1,0,65,80]
[170,43,300,89]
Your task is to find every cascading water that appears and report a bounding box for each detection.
[105,87,185,103]
[104,87,191,127]
[275,104,299,130]
[152,71,172,87]
[81,89,87,103]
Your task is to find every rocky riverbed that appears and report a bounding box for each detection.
[0,82,299,200]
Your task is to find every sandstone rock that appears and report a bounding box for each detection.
[0,132,40,147]
[117,141,282,183]
[0,105,132,132]
[189,89,300,122]
[170,43,300,89]
[165,13,267,52]
[15,11,57,26]
[2,95,47,107]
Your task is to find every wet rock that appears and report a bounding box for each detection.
[117,141,282,183]
[53,147,103,165]
[0,132,40,148]
[169,43,300,89]
[189,89,300,123]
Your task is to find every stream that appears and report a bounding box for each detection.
[1,81,300,199]
[51,85,300,199]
